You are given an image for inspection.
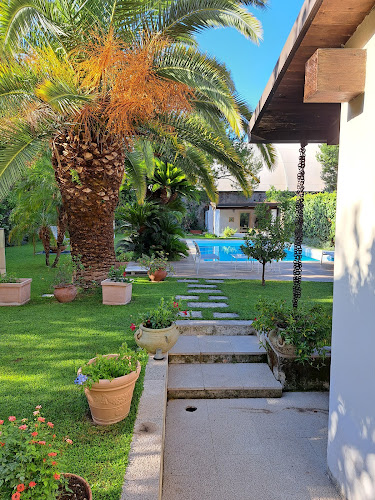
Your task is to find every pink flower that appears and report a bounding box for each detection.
[130,323,136,331]
[47,422,54,428]
[35,405,42,409]
[31,431,38,437]
[37,417,45,422]
[48,452,57,457]
[52,434,56,438]
[29,481,37,488]
[173,301,179,308]
[0,420,3,425]
[8,416,16,422]
[33,411,39,416]
[18,425,27,430]
[52,461,57,466]
[66,438,73,444]
[38,441,46,445]
[54,473,61,480]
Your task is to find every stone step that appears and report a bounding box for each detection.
[176,320,256,336]
[188,301,228,308]
[167,363,282,399]
[213,312,239,319]
[185,289,223,294]
[205,279,224,283]
[187,284,217,289]
[177,279,199,283]
[169,335,266,364]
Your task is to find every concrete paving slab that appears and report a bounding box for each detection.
[213,312,239,319]
[207,295,228,300]
[197,335,234,353]
[187,283,217,288]
[177,279,199,283]
[168,364,204,390]
[188,301,228,308]
[162,395,341,500]
[169,336,200,355]
[174,295,199,300]
[185,289,223,294]
[176,319,255,336]
[205,279,224,283]
[177,310,202,318]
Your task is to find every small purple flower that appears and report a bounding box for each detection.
[74,373,88,385]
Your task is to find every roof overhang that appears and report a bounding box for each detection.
[248,0,375,144]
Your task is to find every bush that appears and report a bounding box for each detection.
[223,226,237,238]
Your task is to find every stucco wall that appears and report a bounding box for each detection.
[219,208,255,233]
[327,11,375,500]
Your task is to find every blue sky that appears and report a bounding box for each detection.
[196,0,305,110]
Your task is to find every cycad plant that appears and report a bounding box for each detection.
[0,0,270,285]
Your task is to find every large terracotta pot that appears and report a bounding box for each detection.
[134,323,179,354]
[0,278,32,306]
[80,356,141,425]
[101,279,132,305]
[54,285,77,303]
[148,269,167,282]
[268,330,296,357]
[58,473,92,500]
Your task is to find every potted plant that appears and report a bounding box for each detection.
[52,258,82,303]
[114,251,134,269]
[75,343,147,426]
[254,298,331,364]
[0,273,32,306]
[0,406,92,499]
[137,252,173,282]
[101,266,133,305]
[132,298,187,353]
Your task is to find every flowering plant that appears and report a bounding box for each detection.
[74,342,147,389]
[130,298,188,331]
[107,266,132,283]
[0,406,72,499]
[137,252,173,275]
[0,273,19,283]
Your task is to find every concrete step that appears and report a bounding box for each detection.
[169,335,266,364]
[167,363,282,399]
[176,320,256,336]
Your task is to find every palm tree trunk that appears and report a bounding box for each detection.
[52,207,68,268]
[38,226,51,266]
[52,131,125,286]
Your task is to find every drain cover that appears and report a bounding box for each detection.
[185,406,197,412]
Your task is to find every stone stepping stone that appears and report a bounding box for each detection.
[42,294,54,298]
[175,295,199,300]
[177,279,199,283]
[208,296,228,300]
[188,302,228,308]
[205,280,224,283]
[187,289,223,294]
[187,284,217,288]
[213,312,240,319]
[178,311,202,318]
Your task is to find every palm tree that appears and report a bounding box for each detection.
[0,0,270,285]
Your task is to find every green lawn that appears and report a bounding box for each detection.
[1,244,333,498]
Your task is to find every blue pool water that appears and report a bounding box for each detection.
[195,239,318,262]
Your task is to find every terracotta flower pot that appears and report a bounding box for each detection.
[101,279,132,305]
[0,278,32,306]
[268,330,296,357]
[148,269,167,282]
[58,473,92,500]
[54,285,77,303]
[134,323,180,354]
[79,356,141,425]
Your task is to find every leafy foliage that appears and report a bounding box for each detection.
[316,144,339,192]
[138,297,186,329]
[137,252,174,274]
[223,226,237,237]
[107,266,132,283]
[0,272,19,283]
[254,298,332,364]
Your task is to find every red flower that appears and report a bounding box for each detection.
[8,416,16,422]
[31,431,38,437]
[38,441,46,445]
[47,422,54,428]
[123,271,126,277]
[17,484,25,492]
[183,310,188,316]
[43,459,46,463]
[253,317,257,321]
[0,420,3,424]
[18,424,27,430]
[37,417,45,422]
[130,323,136,331]
[173,301,179,308]
[12,493,20,500]
[48,452,57,457]
[54,473,61,480]
[0,442,5,446]
[52,434,56,438]
[29,482,37,488]
[52,461,57,466]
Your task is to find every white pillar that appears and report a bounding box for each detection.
[0,228,5,274]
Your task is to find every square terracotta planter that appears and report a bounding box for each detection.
[101,279,133,305]
[0,278,32,306]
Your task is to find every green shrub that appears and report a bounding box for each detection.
[223,226,237,238]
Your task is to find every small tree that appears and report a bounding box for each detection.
[241,203,293,286]
[316,144,339,192]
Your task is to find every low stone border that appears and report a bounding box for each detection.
[121,355,168,500]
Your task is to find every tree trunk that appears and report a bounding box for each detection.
[38,226,51,266]
[52,207,68,268]
[261,261,266,286]
[52,131,125,286]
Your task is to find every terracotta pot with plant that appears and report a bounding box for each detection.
[52,257,82,303]
[0,273,32,306]
[75,343,147,425]
[132,298,188,353]
[101,266,133,305]
[0,406,92,499]
[137,252,173,282]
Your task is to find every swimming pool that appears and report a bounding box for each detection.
[195,239,319,262]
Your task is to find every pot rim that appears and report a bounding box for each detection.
[100,279,134,285]
[78,357,141,388]
[139,322,176,333]
[53,284,77,289]
[61,473,92,500]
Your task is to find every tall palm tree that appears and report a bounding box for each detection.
[0,0,270,285]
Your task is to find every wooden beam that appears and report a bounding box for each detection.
[304,48,367,103]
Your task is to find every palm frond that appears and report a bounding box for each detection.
[124,149,148,203]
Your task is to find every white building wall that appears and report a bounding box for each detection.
[327,11,375,500]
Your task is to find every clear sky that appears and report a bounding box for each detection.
[196,0,305,110]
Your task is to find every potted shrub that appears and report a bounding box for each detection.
[75,343,147,426]
[101,266,133,305]
[0,406,92,499]
[132,298,187,353]
[137,252,173,282]
[254,298,331,364]
[0,273,32,306]
[52,259,81,303]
